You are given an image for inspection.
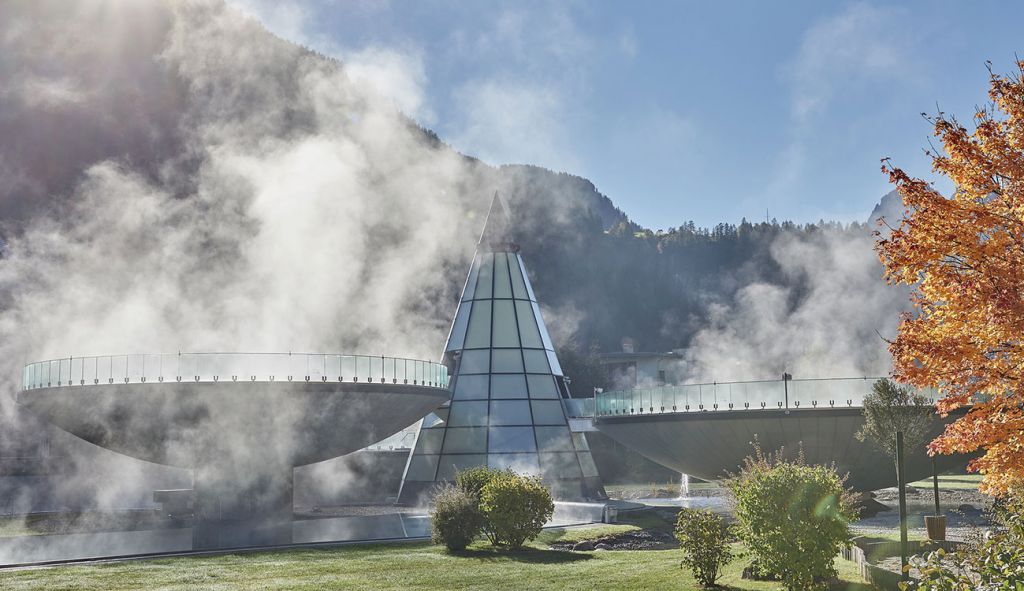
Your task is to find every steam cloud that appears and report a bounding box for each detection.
[682,227,910,382]
[0,0,520,532]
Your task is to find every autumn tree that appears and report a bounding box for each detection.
[877,60,1024,496]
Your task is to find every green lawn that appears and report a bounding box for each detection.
[908,473,982,490]
[0,534,869,591]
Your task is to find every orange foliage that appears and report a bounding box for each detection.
[877,61,1024,497]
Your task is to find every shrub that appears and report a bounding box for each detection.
[902,494,1024,590]
[675,507,733,588]
[727,445,856,591]
[455,466,503,543]
[479,471,554,548]
[429,484,484,552]
[455,465,501,499]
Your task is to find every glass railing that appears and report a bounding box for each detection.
[594,377,941,417]
[22,353,449,391]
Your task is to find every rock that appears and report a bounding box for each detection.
[957,504,977,513]
[572,540,595,552]
[594,543,611,551]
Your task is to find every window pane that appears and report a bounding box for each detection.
[515,255,537,300]
[415,428,445,454]
[490,374,527,399]
[446,303,471,352]
[464,301,491,349]
[515,301,543,348]
[491,300,520,348]
[491,349,524,373]
[488,427,537,452]
[430,407,449,425]
[546,350,563,376]
[488,453,540,476]
[509,253,529,299]
[578,451,600,477]
[442,427,487,453]
[527,374,558,399]
[535,426,574,451]
[404,454,438,481]
[532,302,554,350]
[489,400,532,425]
[453,374,488,400]
[474,253,493,299]
[459,349,489,374]
[493,253,513,298]
[540,452,583,480]
[522,350,550,373]
[436,454,487,481]
[461,256,481,301]
[531,400,566,425]
[448,401,488,426]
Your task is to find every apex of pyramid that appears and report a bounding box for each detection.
[477,192,519,252]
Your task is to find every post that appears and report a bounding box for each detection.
[896,431,909,581]
[932,457,940,516]
[782,372,791,410]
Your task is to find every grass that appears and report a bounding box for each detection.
[0,528,870,591]
[538,524,640,544]
[908,473,982,490]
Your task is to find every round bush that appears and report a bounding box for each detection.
[479,471,554,548]
[675,507,733,588]
[430,484,484,552]
[455,465,501,499]
[727,446,856,591]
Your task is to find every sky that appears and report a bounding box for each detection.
[233,0,1024,229]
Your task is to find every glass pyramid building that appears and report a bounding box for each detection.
[397,194,605,504]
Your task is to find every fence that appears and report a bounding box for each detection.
[595,377,939,417]
[22,353,449,390]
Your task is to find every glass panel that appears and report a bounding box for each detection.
[404,454,439,481]
[448,401,489,427]
[516,255,537,301]
[531,400,566,425]
[535,426,575,452]
[491,349,524,373]
[453,374,489,400]
[464,301,492,349]
[509,253,529,299]
[109,356,127,383]
[491,300,520,348]
[489,400,532,426]
[429,407,449,424]
[490,374,528,399]
[546,350,563,376]
[446,302,472,352]
[461,255,481,301]
[474,253,493,299]
[527,374,558,399]
[488,453,541,476]
[488,427,537,453]
[437,455,487,481]
[493,253,513,298]
[532,302,555,350]
[515,301,543,348]
[415,428,445,454]
[578,451,600,477]
[571,433,591,451]
[459,349,489,374]
[522,350,549,374]
[442,427,488,453]
[540,452,583,480]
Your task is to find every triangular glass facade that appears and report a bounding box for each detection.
[398,204,604,503]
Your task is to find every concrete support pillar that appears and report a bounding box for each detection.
[191,463,294,549]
